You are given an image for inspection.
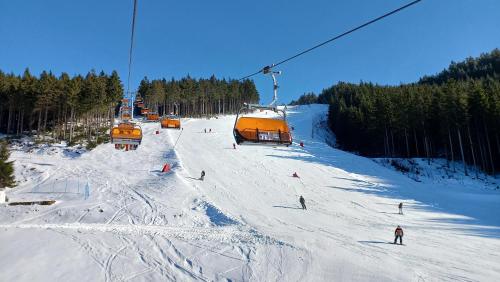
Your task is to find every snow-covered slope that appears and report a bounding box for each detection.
[1,105,499,281]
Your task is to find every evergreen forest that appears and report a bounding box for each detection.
[293,49,500,175]
[0,70,258,147]
[135,76,259,117]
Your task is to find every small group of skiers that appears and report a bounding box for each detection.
[393,202,404,245]
[293,172,306,209]
[297,184,406,245]
[197,168,405,245]
[203,128,212,133]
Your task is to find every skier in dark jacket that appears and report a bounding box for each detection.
[299,196,306,210]
[394,225,404,245]
[398,202,403,215]
[200,170,205,181]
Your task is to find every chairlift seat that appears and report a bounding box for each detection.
[161,116,181,129]
[111,123,142,146]
[233,116,292,146]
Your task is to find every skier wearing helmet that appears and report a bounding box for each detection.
[394,225,404,245]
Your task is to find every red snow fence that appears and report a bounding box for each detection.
[162,163,171,173]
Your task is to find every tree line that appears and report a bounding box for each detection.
[0,69,123,146]
[135,75,259,117]
[292,49,500,175]
[0,140,15,188]
[0,69,260,143]
[289,92,318,106]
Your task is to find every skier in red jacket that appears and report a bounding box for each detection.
[394,225,404,245]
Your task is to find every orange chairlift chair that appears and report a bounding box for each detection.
[146,112,160,122]
[134,96,145,108]
[161,115,181,129]
[161,104,181,129]
[120,106,132,121]
[110,122,142,150]
[233,66,292,146]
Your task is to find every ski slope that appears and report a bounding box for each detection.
[1,105,499,281]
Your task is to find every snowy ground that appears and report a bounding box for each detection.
[1,104,499,281]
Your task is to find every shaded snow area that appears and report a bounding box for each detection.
[1,104,499,281]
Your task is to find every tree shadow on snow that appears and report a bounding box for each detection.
[423,218,500,238]
[265,139,500,239]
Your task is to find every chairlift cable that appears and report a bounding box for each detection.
[238,0,422,81]
[126,0,138,99]
[173,128,184,149]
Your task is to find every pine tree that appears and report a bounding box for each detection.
[0,141,15,188]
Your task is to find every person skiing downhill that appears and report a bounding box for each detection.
[292,172,299,178]
[398,202,403,215]
[394,225,404,245]
[233,143,236,149]
[299,196,306,210]
[200,170,205,181]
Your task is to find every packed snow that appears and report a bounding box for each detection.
[1,104,499,281]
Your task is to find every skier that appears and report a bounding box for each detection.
[292,172,299,178]
[200,170,205,181]
[299,195,306,210]
[394,225,404,245]
[209,128,212,133]
[398,202,403,215]
[233,143,236,149]
[204,128,207,133]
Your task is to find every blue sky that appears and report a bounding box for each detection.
[1,0,499,103]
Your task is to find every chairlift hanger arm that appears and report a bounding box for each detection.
[267,68,281,108]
